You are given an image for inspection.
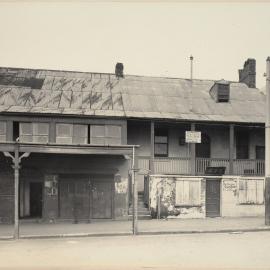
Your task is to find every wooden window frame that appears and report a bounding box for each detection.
[19,122,49,143]
[238,179,264,205]
[154,128,168,157]
[175,179,202,207]
[90,125,122,145]
[56,123,88,145]
[0,121,7,142]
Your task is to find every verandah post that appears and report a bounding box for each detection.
[190,123,196,175]
[14,143,20,239]
[150,121,155,173]
[229,124,234,175]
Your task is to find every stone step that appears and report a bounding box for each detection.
[128,214,152,220]
[129,205,149,211]
[129,208,150,214]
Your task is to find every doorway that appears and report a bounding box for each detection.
[206,179,221,217]
[59,177,90,221]
[91,181,113,219]
[29,182,43,217]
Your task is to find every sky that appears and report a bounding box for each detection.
[0,2,269,89]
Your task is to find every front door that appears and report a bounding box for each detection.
[30,182,43,217]
[92,181,112,219]
[59,177,90,221]
[206,179,220,217]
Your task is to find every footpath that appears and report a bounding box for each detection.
[0,216,269,240]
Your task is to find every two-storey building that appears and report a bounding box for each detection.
[0,58,266,223]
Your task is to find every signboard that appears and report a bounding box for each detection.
[223,179,237,191]
[185,131,201,143]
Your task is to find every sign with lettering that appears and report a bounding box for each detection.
[185,131,201,143]
[223,179,237,191]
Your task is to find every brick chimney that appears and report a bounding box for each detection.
[238,58,256,88]
[115,63,124,78]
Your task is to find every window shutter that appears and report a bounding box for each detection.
[238,179,246,204]
[90,125,106,145]
[256,180,264,204]
[246,180,256,204]
[33,123,49,143]
[175,180,184,205]
[0,121,6,142]
[73,124,88,144]
[189,181,200,205]
[176,179,201,206]
[56,124,73,144]
[20,123,33,143]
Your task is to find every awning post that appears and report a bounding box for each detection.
[3,143,30,239]
[13,143,19,239]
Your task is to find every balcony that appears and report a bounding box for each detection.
[138,157,265,176]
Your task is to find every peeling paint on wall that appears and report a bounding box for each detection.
[115,177,128,194]
[149,176,205,219]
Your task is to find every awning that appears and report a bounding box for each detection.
[0,142,137,156]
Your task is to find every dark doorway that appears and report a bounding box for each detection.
[236,130,249,159]
[92,181,112,219]
[256,146,265,160]
[206,179,220,217]
[196,133,211,158]
[29,182,43,217]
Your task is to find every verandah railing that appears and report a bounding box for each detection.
[138,156,265,176]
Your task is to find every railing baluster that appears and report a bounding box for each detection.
[137,157,264,176]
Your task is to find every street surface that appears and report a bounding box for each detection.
[0,231,270,270]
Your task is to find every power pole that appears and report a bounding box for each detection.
[265,57,270,225]
[132,146,138,235]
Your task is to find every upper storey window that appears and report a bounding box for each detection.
[0,121,6,142]
[20,122,49,143]
[90,125,121,145]
[154,128,168,157]
[56,124,88,144]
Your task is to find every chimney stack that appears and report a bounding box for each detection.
[115,63,124,78]
[238,58,256,88]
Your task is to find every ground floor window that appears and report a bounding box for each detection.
[175,179,201,206]
[238,179,264,204]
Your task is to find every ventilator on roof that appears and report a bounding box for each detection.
[209,79,230,103]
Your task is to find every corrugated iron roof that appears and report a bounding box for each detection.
[0,67,266,123]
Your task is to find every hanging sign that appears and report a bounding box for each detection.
[185,131,201,143]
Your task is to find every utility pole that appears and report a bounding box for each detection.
[132,146,138,235]
[265,57,270,225]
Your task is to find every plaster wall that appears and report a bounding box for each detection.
[221,176,265,217]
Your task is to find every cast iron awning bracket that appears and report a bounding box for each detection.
[3,151,30,167]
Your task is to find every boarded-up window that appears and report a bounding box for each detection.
[0,121,7,142]
[175,179,201,206]
[90,125,121,145]
[238,179,264,204]
[56,124,88,144]
[20,122,49,143]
